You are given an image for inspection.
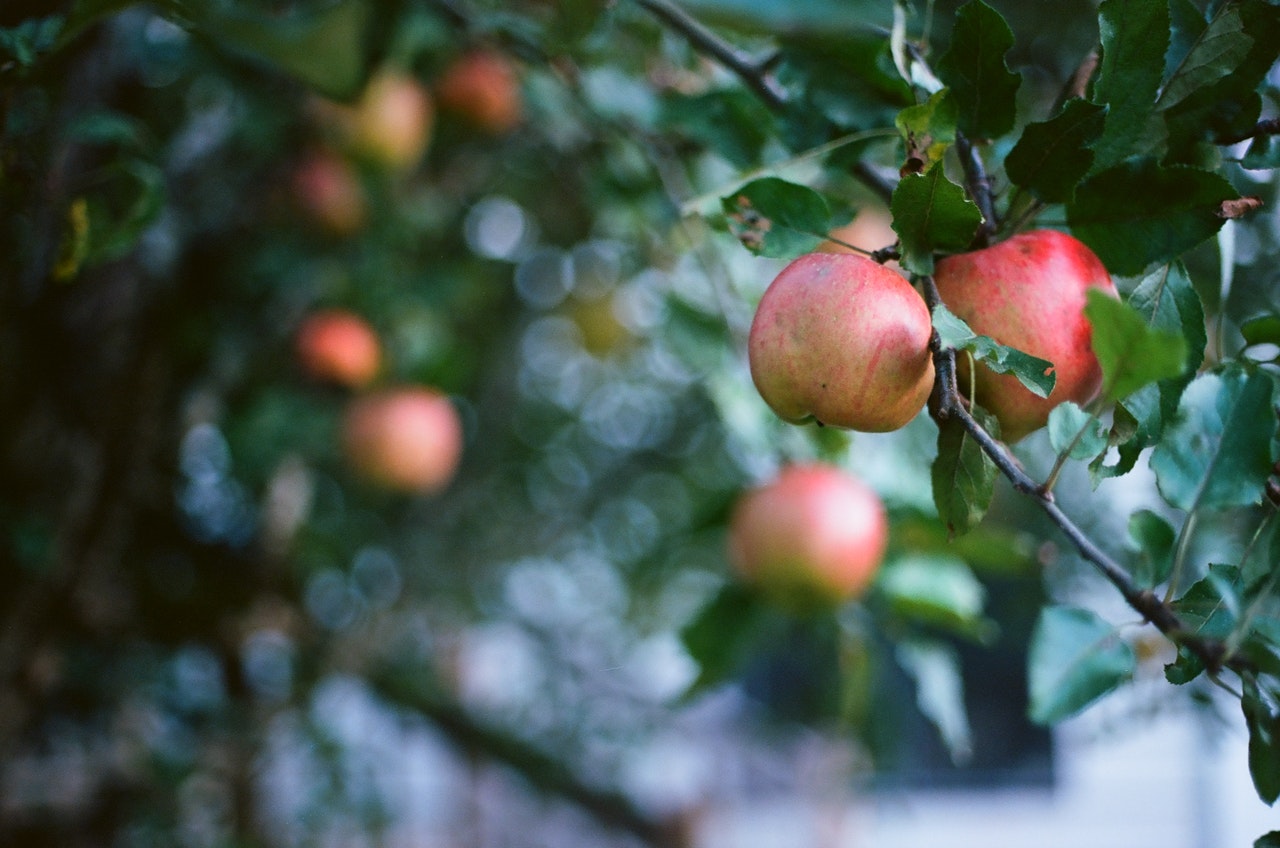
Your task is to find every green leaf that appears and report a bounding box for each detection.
[1005,99,1108,203]
[1067,159,1238,276]
[895,89,958,174]
[1150,368,1277,511]
[935,0,1021,140]
[1126,509,1176,588]
[1254,831,1280,848]
[0,15,64,67]
[890,164,984,275]
[932,407,999,538]
[661,89,774,169]
[1028,605,1135,725]
[1085,289,1188,401]
[187,0,373,100]
[679,583,782,695]
[1172,564,1241,640]
[1242,315,1280,347]
[1243,136,1280,171]
[896,640,973,764]
[933,304,1056,398]
[720,178,848,259]
[1156,6,1252,111]
[1047,402,1107,461]
[877,554,990,638]
[1127,262,1206,377]
[1243,676,1280,805]
[1090,0,1170,171]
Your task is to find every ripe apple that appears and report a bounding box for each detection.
[933,229,1117,441]
[748,252,935,432]
[295,309,381,389]
[728,464,888,606]
[342,387,463,494]
[435,50,523,135]
[317,70,434,170]
[292,149,367,236]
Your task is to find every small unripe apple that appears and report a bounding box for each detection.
[933,229,1117,441]
[292,149,367,236]
[728,464,888,606]
[343,70,434,170]
[342,387,463,494]
[435,50,523,135]
[295,309,381,389]
[748,252,934,432]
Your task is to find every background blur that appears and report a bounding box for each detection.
[2,0,1279,846]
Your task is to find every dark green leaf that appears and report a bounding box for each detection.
[0,15,64,67]
[891,164,984,275]
[1172,564,1241,640]
[1243,315,1280,347]
[1254,831,1280,848]
[1127,262,1206,377]
[1090,0,1170,171]
[721,178,847,259]
[679,583,782,695]
[1028,605,1135,725]
[188,0,373,100]
[1127,509,1176,588]
[1166,0,1208,81]
[935,0,1021,139]
[1150,368,1277,511]
[1243,676,1280,804]
[1068,159,1238,276]
[896,640,973,764]
[1047,402,1107,461]
[1085,289,1188,401]
[1157,6,1252,111]
[932,408,999,538]
[877,554,991,639]
[661,89,774,169]
[1243,136,1280,171]
[933,304,1056,398]
[1005,99,1107,203]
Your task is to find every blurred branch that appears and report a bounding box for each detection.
[632,0,787,111]
[920,274,1239,677]
[372,670,691,848]
[1217,116,1280,146]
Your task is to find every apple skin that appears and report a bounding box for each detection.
[748,252,935,432]
[342,388,463,494]
[435,50,523,135]
[933,229,1117,442]
[349,71,434,170]
[295,310,382,389]
[292,149,367,236]
[728,464,888,606]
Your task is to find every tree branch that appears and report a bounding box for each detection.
[955,132,996,245]
[1216,116,1280,146]
[920,274,1238,676]
[633,0,787,111]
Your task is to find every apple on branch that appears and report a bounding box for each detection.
[728,464,888,608]
[748,252,934,432]
[934,229,1117,441]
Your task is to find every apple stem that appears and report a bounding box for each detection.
[919,273,1246,678]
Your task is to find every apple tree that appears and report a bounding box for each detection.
[1,0,1280,845]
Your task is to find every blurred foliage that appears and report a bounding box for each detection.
[2,0,1280,846]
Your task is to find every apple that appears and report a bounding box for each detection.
[933,229,1117,441]
[292,149,367,236]
[342,387,463,494]
[748,252,934,432]
[727,464,888,606]
[312,70,434,170]
[295,309,381,389]
[435,50,523,135]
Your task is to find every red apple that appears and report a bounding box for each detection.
[933,229,1117,441]
[292,149,367,236]
[728,464,888,606]
[295,309,381,389]
[748,252,935,432]
[435,50,523,135]
[342,387,463,494]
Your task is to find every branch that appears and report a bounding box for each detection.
[1216,116,1280,147]
[633,0,788,111]
[920,275,1238,676]
[955,132,996,245]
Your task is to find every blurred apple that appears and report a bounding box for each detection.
[295,309,381,389]
[435,49,523,135]
[342,387,463,494]
[728,464,888,607]
[313,70,434,171]
[292,148,367,236]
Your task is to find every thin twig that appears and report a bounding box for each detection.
[955,132,996,245]
[1216,117,1280,146]
[633,0,787,111]
[920,274,1241,676]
